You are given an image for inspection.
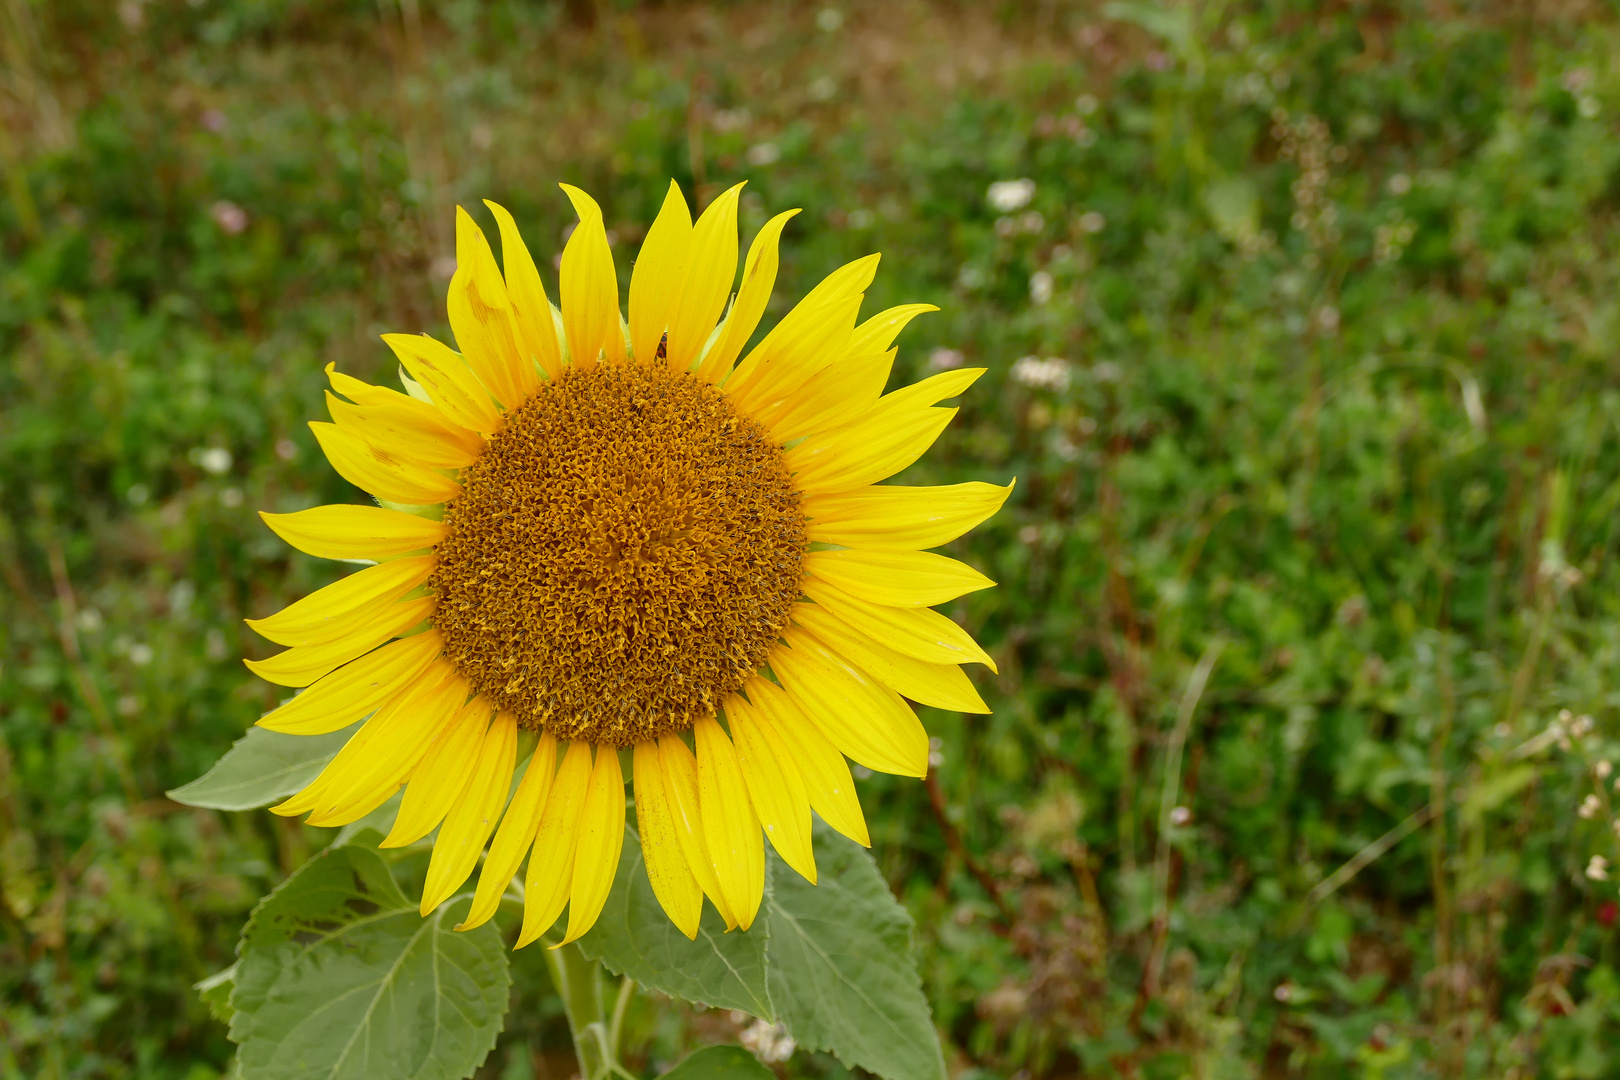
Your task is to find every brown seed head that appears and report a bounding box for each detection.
[431,364,805,745]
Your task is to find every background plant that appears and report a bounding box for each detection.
[4,1,1620,1077]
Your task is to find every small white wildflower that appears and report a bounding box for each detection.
[194,447,233,475]
[745,142,781,167]
[1579,794,1602,820]
[711,107,751,132]
[1598,760,1613,779]
[205,628,229,662]
[740,1018,797,1063]
[987,178,1036,213]
[1572,714,1596,738]
[1029,270,1054,305]
[209,200,249,236]
[1078,210,1107,234]
[928,347,964,370]
[128,643,154,667]
[1169,806,1193,827]
[1588,855,1610,881]
[1011,356,1071,392]
[1387,173,1411,196]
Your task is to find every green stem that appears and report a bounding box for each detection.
[608,974,636,1062]
[543,941,614,1079]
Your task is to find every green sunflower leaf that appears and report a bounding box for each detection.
[195,963,238,1024]
[656,1044,775,1079]
[167,721,359,811]
[577,828,774,1019]
[582,823,941,1080]
[228,843,509,1080]
[764,824,945,1080]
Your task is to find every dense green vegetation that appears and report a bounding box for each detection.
[4,1,1620,1076]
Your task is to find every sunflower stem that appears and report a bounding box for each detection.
[607,974,636,1061]
[544,940,615,1079]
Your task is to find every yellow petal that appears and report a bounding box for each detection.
[727,251,880,401]
[798,252,881,307]
[246,554,434,647]
[484,200,564,381]
[765,349,895,444]
[725,694,815,883]
[782,367,985,493]
[697,209,799,383]
[802,480,1015,551]
[309,421,463,506]
[666,182,743,373]
[272,662,463,820]
[516,740,593,948]
[325,365,402,408]
[326,363,485,443]
[789,604,989,713]
[744,677,868,846]
[259,504,446,561]
[799,576,996,671]
[243,597,436,688]
[628,180,693,367]
[448,206,537,409]
[325,391,483,470]
[381,695,490,848]
[694,715,764,931]
[558,184,623,369]
[657,733,736,930]
[785,405,955,495]
[256,632,446,735]
[865,367,985,418]
[421,707,517,914]
[460,730,557,932]
[844,303,937,356]
[768,629,929,778]
[632,740,702,939]
[724,295,863,418]
[560,745,626,945]
[301,668,468,825]
[803,548,994,608]
[381,333,503,434]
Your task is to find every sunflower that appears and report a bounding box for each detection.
[247,181,1010,947]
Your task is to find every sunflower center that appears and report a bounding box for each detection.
[431,363,806,745]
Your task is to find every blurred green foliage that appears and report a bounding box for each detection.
[4,1,1620,1076]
